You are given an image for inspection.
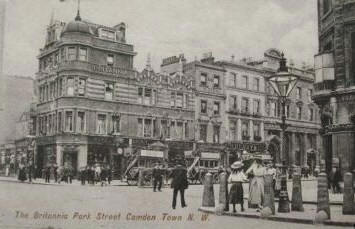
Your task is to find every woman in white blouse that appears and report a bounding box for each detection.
[246,157,266,211]
[228,161,248,213]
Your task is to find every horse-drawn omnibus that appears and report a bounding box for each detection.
[122,142,171,186]
[185,150,223,184]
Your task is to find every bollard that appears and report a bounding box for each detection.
[202,173,215,207]
[316,172,330,219]
[343,172,354,215]
[291,173,304,211]
[277,175,290,213]
[218,172,229,211]
[263,174,275,214]
[138,169,144,188]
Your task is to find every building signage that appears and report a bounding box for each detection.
[162,55,180,66]
[225,142,265,152]
[91,64,132,76]
[141,150,164,158]
[201,152,220,159]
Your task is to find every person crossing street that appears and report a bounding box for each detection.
[170,159,188,209]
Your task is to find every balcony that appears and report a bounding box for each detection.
[252,112,262,118]
[240,109,251,116]
[344,79,355,87]
[314,80,334,91]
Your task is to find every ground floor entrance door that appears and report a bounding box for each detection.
[36,147,44,178]
[63,151,78,175]
[307,152,316,174]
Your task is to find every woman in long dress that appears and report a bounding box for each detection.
[246,158,265,211]
[274,165,282,197]
[18,163,27,182]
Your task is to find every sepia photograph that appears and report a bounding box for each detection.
[0,0,354,228]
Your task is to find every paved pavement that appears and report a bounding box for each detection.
[0,177,351,229]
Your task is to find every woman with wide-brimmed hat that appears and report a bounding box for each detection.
[246,155,266,211]
[228,161,247,213]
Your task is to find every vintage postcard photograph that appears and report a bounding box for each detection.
[0,0,355,229]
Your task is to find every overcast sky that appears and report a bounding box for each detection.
[2,0,318,77]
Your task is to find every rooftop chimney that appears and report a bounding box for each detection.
[200,52,214,64]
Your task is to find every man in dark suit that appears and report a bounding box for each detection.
[80,167,87,185]
[107,166,112,185]
[27,162,34,183]
[45,166,51,183]
[152,163,163,192]
[170,160,188,209]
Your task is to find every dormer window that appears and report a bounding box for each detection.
[200,73,207,87]
[100,29,116,41]
[107,54,114,66]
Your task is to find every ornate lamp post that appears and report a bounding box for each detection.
[268,53,298,213]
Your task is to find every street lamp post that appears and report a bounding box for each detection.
[268,53,298,213]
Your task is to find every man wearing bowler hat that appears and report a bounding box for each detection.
[170,159,188,209]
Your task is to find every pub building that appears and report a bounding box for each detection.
[34,10,195,177]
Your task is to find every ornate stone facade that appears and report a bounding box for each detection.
[314,0,355,175]
[34,13,195,177]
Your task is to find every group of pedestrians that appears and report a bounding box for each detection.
[79,164,112,186]
[150,160,188,210]
[227,157,282,213]
[17,162,36,183]
[43,164,75,184]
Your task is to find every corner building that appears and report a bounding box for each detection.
[35,13,195,177]
[314,0,355,175]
